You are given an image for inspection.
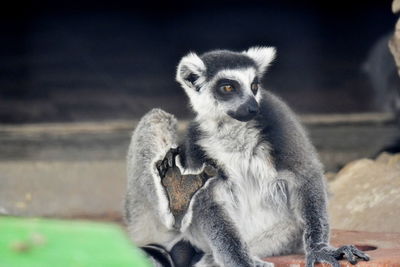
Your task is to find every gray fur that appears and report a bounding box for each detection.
[125,48,369,267]
[200,50,258,80]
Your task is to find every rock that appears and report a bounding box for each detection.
[324,172,337,182]
[388,1,400,117]
[389,26,400,78]
[328,153,400,232]
[393,0,400,13]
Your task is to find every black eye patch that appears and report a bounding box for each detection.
[213,79,242,101]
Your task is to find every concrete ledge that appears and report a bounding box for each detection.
[300,112,395,126]
[0,161,125,218]
[0,113,395,136]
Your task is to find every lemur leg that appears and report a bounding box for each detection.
[189,182,273,267]
[296,172,370,266]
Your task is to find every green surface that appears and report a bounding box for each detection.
[0,216,151,267]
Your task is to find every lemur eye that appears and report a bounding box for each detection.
[251,82,259,94]
[221,85,234,92]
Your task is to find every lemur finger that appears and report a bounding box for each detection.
[165,148,179,167]
[167,153,174,167]
[162,158,169,174]
[156,160,166,178]
[340,247,357,265]
[307,253,340,267]
[350,246,370,261]
[333,246,347,260]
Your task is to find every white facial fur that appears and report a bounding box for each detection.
[176,46,276,121]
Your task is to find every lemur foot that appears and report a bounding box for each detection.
[306,245,370,267]
[156,147,217,229]
[156,147,180,178]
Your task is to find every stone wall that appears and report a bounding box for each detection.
[388,0,400,118]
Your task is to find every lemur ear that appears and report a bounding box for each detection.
[176,52,206,92]
[243,46,276,74]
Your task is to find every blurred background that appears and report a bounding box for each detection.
[0,0,399,121]
[1,0,399,236]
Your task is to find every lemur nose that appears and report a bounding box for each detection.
[247,99,259,114]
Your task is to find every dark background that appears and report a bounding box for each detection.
[0,0,397,123]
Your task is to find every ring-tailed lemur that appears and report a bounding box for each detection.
[124,47,370,267]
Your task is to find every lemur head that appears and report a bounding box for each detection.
[176,47,276,122]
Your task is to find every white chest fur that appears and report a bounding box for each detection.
[198,120,298,257]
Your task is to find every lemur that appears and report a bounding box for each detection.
[124,47,370,267]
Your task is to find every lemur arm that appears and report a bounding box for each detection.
[297,172,370,267]
[297,173,330,252]
[177,122,210,173]
[274,149,370,266]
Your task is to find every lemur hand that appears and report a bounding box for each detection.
[306,245,370,267]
